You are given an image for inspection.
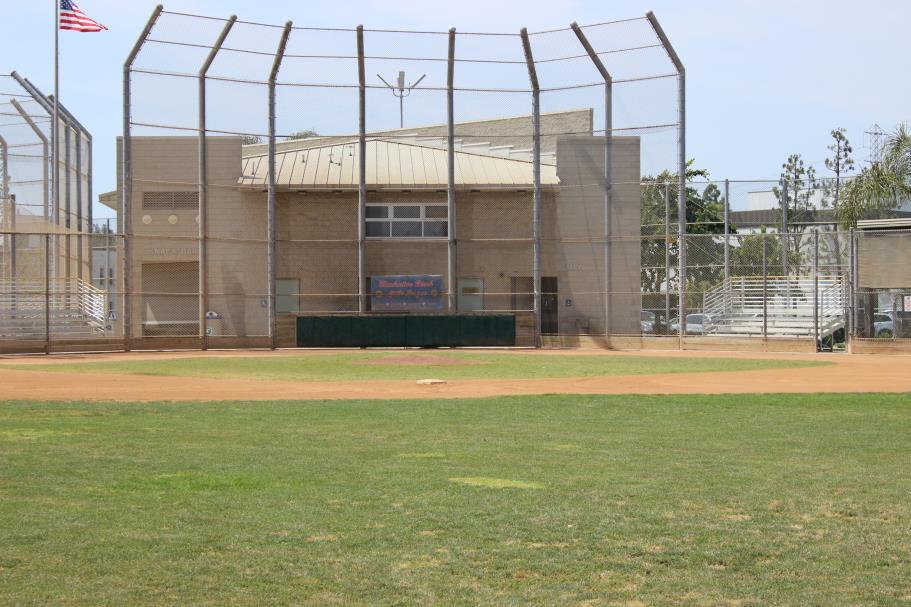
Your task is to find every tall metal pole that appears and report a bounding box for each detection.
[571,22,613,343]
[53,0,59,286]
[446,28,457,314]
[0,136,8,282]
[664,181,670,333]
[198,15,237,350]
[780,181,789,279]
[357,25,367,314]
[762,235,768,340]
[646,11,686,344]
[723,178,730,283]
[812,229,819,350]
[123,5,164,350]
[268,22,292,349]
[64,123,71,281]
[45,234,51,354]
[520,28,542,344]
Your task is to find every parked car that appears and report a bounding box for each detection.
[641,310,656,334]
[668,313,712,335]
[874,312,895,338]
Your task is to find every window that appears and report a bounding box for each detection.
[365,203,448,238]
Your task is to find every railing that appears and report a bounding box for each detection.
[0,279,107,337]
[701,275,845,338]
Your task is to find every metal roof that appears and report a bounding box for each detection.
[239,138,558,189]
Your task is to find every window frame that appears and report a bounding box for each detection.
[365,202,449,240]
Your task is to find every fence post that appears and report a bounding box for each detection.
[646,11,686,344]
[571,22,613,343]
[268,22,293,350]
[356,25,367,315]
[723,178,730,283]
[198,15,237,351]
[123,5,164,351]
[45,234,51,354]
[762,235,768,340]
[813,230,819,350]
[664,181,670,335]
[520,28,542,346]
[848,227,856,349]
[446,28,457,314]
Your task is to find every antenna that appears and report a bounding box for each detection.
[377,70,427,128]
[864,123,886,165]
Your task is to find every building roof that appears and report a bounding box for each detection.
[857,217,911,230]
[239,138,558,189]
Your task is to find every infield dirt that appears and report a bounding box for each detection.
[1,349,908,402]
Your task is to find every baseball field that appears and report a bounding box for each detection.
[1,349,909,605]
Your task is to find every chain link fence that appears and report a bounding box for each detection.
[1,9,908,354]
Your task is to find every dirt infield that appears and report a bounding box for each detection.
[1,349,909,401]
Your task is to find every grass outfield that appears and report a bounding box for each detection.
[1,351,828,381]
[1,394,910,605]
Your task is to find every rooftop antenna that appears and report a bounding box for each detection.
[377,70,426,129]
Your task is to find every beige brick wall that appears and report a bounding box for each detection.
[120,131,640,340]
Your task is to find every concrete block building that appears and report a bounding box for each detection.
[108,109,641,347]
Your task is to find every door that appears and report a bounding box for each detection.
[458,278,484,313]
[541,277,558,334]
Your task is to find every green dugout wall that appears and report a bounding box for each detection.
[296,315,516,348]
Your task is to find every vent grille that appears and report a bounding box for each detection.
[142,191,199,210]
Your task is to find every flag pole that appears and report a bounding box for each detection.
[52,0,59,280]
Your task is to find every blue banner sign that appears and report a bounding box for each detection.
[371,275,444,311]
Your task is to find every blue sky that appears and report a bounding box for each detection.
[2,0,908,219]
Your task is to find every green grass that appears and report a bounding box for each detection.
[1,351,828,381]
[1,394,910,605]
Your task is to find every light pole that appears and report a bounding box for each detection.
[377,71,426,128]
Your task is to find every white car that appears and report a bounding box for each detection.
[641,310,656,334]
[874,312,895,338]
[669,313,712,335]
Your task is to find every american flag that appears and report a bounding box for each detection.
[59,0,107,32]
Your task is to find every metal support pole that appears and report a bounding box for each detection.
[198,15,237,350]
[646,11,686,343]
[813,230,819,350]
[664,181,670,333]
[848,228,856,346]
[268,22,292,349]
[64,123,71,281]
[571,21,613,343]
[123,5,164,350]
[781,181,789,280]
[446,28,457,314]
[0,136,8,282]
[520,28,542,344]
[45,234,51,354]
[723,178,730,283]
[74,131,83,280]
[357,25,367,315]
[762,236,768,339]
[9,99,49,222]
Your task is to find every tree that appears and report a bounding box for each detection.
[773,153,818,271]
[840,123,911,227]
[822,128,855,214]
[819,128,855,265]
[287,129,319,140]
[241,135,263,145]
[640,162,727,306]
[730,228,799,278]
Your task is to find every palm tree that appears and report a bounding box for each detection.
[839,124,911,228]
